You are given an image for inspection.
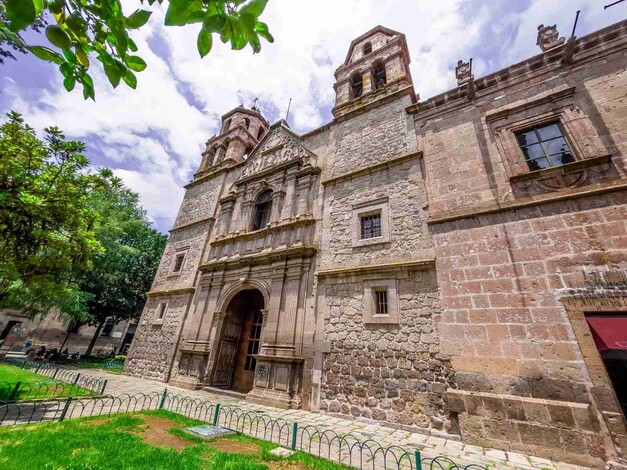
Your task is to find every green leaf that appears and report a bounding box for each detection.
[220,18,232,44]
[164,0,203,26]
[66,13,88,38]
[26,46,65,64]
[63,76,76,92]
[33,0,44,14]
[128,38,138,52]
[76,48,90,68]
[46,25,72,49]
[254,21,274,43]
[197,25,212,58]
[125,55,146,72]
[203,14,226,32]
[103,57,122,88]
[126,9,152,29]
[122,70,137,89]
[229,18,247,50]
[240,0,269,18]
[62,48,76,65]
[6,0,38,32]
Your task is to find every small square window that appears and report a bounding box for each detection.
[173,254,185,273]
[360,213,382,239]
[515,122,575,172]
[374,289,388,315]
[157,303,167,320]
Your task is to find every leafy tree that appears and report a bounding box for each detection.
[0,111,105,322]
[80,183,166,355]
[0,0,273,100]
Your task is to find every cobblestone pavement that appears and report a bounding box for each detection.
[79,368,588,470]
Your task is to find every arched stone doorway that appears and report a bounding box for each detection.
[212,289,264,393]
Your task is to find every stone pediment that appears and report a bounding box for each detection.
[240,121,316,179]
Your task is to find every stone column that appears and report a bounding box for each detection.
[295,177,313,216]
[280,169,298,220]
[203,310,227,385]
[269,190,285,225]
[273,258,304,355]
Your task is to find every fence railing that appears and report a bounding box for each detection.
[3,358,107,395]
[0,380,104,402]
[0,390,487,470]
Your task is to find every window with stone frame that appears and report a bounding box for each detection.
[251,190,273,231]
[515,121,575,171]
[488,85,611,180]
[157,303,167,320]
[360,213,382,239]
[100,318,114,337]
[172,253,185,274]
[352,198,389,248]
[363,42,372,55]
[363,279,398,324]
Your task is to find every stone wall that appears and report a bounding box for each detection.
[320,268,455,434]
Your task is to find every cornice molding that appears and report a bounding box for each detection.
[317,259,435,278]
[200,245,317,272]
[146,287,195,297]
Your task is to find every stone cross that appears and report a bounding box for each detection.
[536,24,565,51]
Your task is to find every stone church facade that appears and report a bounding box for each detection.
[126,21,627,467]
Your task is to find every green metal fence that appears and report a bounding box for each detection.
[3,358,107,395]
[0,391,487,470]
[0,380,105,401]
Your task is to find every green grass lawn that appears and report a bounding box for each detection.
[0,410,347,470]
[77,361,124,374]
[0,364,96,401]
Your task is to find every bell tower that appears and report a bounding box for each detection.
[196,105,269,175]
[332,26,415,118]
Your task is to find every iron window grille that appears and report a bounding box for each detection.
[375,289,389,315]
[245,310,263,372]
[360,213,382,239]
[515,122,575,172]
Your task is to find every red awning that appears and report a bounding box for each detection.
[587,317,627,352]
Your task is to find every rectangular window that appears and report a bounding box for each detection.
[173,254,185,273]
[515,122,575,171]
[157,303,167,320]
[360,213,382,239]
[244,310,263,372]
[374,289,388,315]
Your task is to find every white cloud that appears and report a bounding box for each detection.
[1,0,624,231]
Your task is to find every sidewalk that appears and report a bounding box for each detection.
[78,367,588,470]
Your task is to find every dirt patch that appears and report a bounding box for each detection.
[208,438,260,455]
[132,415,193,451]
[266,462,311,470]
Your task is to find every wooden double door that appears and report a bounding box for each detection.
[213,290,264,393]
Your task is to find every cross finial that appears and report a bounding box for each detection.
[252,97,260,111]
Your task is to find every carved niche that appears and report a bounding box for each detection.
[240,126,315,179]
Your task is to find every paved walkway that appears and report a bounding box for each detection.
[78,368,587,470]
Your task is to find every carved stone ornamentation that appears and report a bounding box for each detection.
[240,127,315,178]
[455,60,472,86]
[536,24,565,51]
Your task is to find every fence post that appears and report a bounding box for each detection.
[291,422,298,450]
[212,403,221,426]
[415,450,422,470]
[35,363,42,374]
[59,396,73,422]
[8,381,21,401]
[159,389,168,409]
[73,373,81,385]
[100,380,108,395]
[52,368,59,380]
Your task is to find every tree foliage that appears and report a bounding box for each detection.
[0,0,273,100]
[80,182,167,354]
[0,111,104,322]
[0,112,167,336]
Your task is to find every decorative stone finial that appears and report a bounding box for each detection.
[536,24,565,51]
[455,60,473,86]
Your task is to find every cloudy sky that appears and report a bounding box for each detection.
[1,0,624,232]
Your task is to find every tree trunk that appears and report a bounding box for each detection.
[85,322,104,357]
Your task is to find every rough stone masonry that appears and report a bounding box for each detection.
[126,21,627,468]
